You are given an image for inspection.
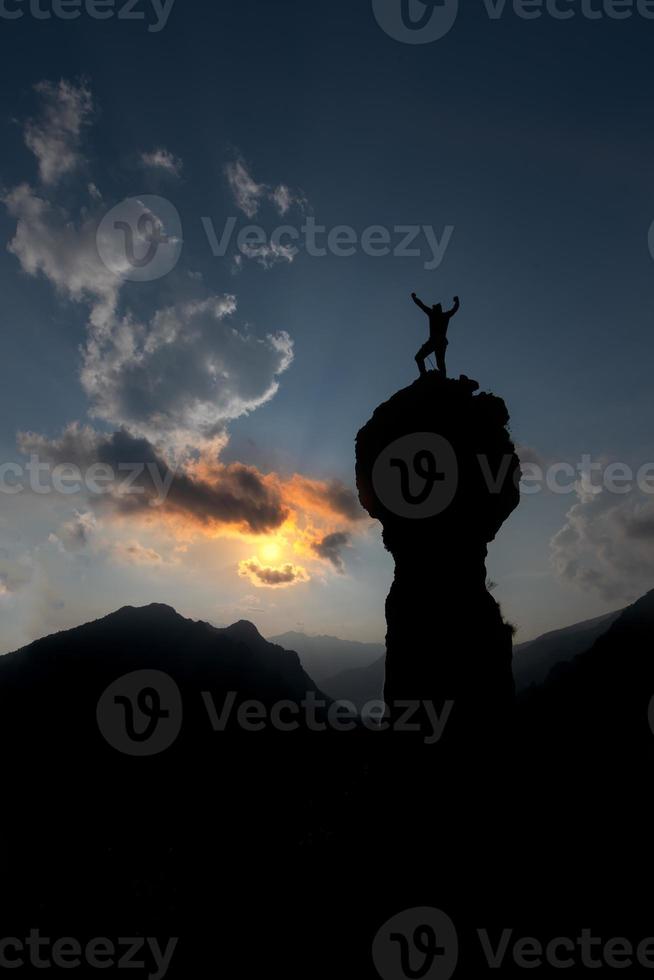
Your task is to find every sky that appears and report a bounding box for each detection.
[1,0,654,653]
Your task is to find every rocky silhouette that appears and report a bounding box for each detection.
[356,371,521,746]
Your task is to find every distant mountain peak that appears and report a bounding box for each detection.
[268,630,385,683]
[110,602,181,620]
[223,620,264,641]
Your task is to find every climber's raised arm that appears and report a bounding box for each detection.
[411,292,431,316]
[447,296,460,318]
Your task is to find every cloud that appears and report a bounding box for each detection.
[112,541,164,565]
[516,445,546,468]
[269,184,306,217]
[225,160,266,219]
[311,531,351,572]
[4,183,295,460]
[50,511,97,552]
[80,296,294,449]
[238,240,297,270]
[18,425,290,536]
[6,92,298,444]
[4,183,119,328]
[15,423,369,567]
[225,159,306,219]
[238,556,309,589]
[141,148,183,177]
[550,484,654,602]
[286,476,365,523]
[2,184,293,451]
[270,185,295,216]
[0,555,33,595]
[24,79,92,185]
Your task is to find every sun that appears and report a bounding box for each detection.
[260,541,282,563]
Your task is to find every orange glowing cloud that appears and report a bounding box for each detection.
[238,556,310,589]
[17,425,369,587]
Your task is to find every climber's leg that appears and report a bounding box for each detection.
[435,341,447,377]
[415,341,432,377]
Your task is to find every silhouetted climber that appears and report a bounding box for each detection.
[412,293,460,377]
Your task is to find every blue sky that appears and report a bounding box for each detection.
[1,0,654,652]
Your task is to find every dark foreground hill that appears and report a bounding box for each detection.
[4,593,654,977]
[521,588,654,755]
[0,604,365,976]
[321,653,385,710]
[0,602,327,745]
[513,607,622,691]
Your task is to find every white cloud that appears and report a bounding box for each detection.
[112,541,164,565]
[225,160,266,219]
[141,148,183,177]
[516,445,546,468]
[80,295,294,450]
[5,188,295,457]
[225,159,306,219]
[551,484,654,602]
[270,183,305,217]
[50,511,97,552]
[0,554,33,595]
[4,96,295,454]
[239,240,297,270]
[3,183,119,328]
[24,79,92,186]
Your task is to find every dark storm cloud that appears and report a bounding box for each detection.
[323,481,365,521]
[311,531,351,572]
[18,425,288,535]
